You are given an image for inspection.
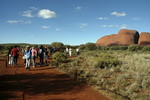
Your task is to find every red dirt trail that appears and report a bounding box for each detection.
[0,57,110,100]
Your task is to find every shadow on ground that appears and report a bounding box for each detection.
[0,72,85,100]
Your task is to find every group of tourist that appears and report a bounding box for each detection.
[65,47,80,56]
[22,45,49,70]
[8,45,80,71]
[8,45,49,70]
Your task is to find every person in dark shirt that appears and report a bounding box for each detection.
[11,45,19,67]
[39,45,44,67]
[44,47,49,66]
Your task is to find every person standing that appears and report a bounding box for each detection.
[44,47,48,66]
[69,48,72,57]
[16,47,20,64]
[8,46,13,65]
[25,46,31,70]
[39,45,44,67]
[11,45,19,67]
[76,48,80,56]
[31,46,37,68]
[65,47,69,56]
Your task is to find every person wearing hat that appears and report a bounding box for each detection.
[25,46,31,70]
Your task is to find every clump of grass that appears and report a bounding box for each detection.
[53,50,150,100]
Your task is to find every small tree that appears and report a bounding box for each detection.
[51,42,64,51]
[85,42,96,50]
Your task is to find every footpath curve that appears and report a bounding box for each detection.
[0,57,110,100]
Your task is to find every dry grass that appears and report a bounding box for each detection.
[54,50,150,100]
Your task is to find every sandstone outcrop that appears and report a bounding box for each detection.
[96,34,118,46]
[117,29,139,45]
[96,29,140,46]
[138,32,150,45]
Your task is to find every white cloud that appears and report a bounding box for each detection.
[101,25,119,28]
[7,20,31,24]
[22,7,38,18]
[22,10,33,18]
[7,20,23,24]
[97,17,109,20]
[75,6,82,10]
[56,28,61,31]
[111,12,127,17]
[100,24,128,29]
[41,25,50,29]
[79,23,88,28]
[29,7,38,10]
[132,17,141,20]
[119,24,128,29]
[38,9,57,19]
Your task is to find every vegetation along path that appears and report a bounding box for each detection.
[0,57,110,100]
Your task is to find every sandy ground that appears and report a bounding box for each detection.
[0,56,110,100]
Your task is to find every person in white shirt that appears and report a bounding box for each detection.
[69,48,72,57]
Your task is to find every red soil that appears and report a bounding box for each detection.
[0,56,110,100]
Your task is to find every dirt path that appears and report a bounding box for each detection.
[0,57,110,100]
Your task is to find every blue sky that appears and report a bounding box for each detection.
[0,0,150,45]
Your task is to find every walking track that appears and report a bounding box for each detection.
[0,57,110,100]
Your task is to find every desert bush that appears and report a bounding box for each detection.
[128,44,142,51]
[96,46,102,50]
[85,42,96,50]
[79,45,86,50]
[118,46,128,50]
[53,50,150,100]
[142,45,150,51]
[51,42,64,50]
[109,46,120,50]
[93,54,122,68]
[52,52,67,63]
[101,46,110,50]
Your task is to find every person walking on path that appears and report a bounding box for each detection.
[31,46,37,68]
[25,46,31,70]
[11,45,19,67]
[39,45,44,67]
[8,46,13,65]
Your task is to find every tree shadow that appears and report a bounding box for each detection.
[0,72,86,99]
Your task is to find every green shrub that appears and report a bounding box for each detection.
[51,42,64,51]
[142,45,150,51]
[93,54,122,68]
[128,45,142,51]
[101,46,110,50]
[52,52,67,63]
[109,46,120,50]
[79,45,86,50]
[85,42,96,50]
[119,46,128,50]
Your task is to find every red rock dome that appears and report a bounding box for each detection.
[96,29,140,46]
[138,32,150,45]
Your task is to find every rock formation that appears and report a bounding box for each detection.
[138,32,150,45]
[96,29,140,46]
[96,34,118,46]
[117,29,139,45]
